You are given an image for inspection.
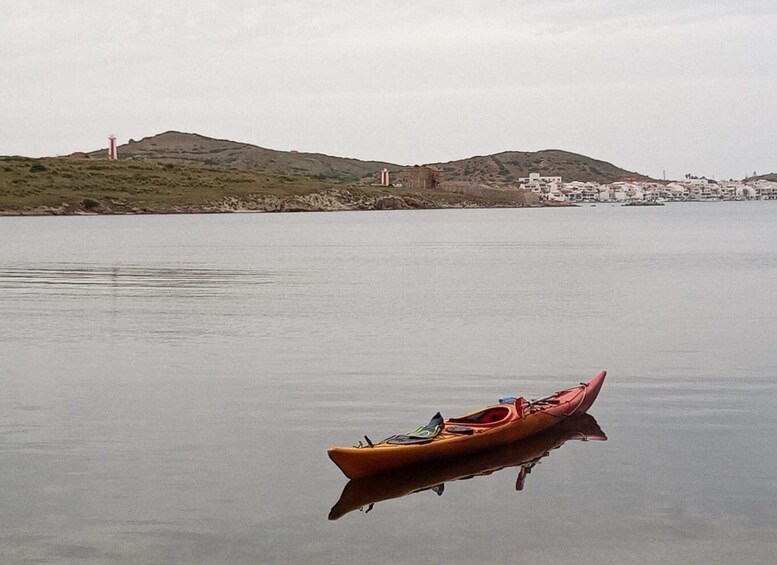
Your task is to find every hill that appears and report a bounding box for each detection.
[744,173,777,183]
[87,131,401,183]
[432,149,651,184]
[85,132,650,185]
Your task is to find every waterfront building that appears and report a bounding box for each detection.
[519,172,564,201]
[752,180,777,200]
[399,165,443,189]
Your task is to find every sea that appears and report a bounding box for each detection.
[1,203,776,565]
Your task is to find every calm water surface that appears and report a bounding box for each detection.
[1,204,776,564]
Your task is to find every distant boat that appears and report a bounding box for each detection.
[328,371,606,479]
[623,200,664,207]
[328,414,607,520]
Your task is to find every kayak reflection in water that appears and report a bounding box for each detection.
[328,414,606,520]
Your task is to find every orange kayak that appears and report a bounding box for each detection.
[328,414,606,520]
[328,370,606,479]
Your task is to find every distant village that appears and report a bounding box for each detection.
[514,173,777,203]
[382,166,777,203]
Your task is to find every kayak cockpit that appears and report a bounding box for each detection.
[447,404,517,427]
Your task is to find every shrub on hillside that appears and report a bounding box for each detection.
[82,198,100,210]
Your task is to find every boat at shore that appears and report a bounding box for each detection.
[623,199,665,206]
[329,414,606,520]
[328,370,606,480]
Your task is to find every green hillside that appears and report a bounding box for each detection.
[432,149,651,184]
[0,156,338,212]
[85,132,650,185]
[87,131,401,183]
[745,173,777,183]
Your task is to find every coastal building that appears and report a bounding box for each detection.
[599,184,628,202]
[380,168,390,187]
[718,181,744,200]
[663,183,688,201]
[400,165,444,190]
[752,180,777,200]
[520,172,566,202]
[545,190,568,203]
[518,173,562,184]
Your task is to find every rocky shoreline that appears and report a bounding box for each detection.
[0,188,539,216]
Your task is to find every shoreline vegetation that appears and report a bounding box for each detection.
[0,156,537,216]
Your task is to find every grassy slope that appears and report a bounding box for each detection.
[0,156,529,213]
[88,131,403,183]
[434,149,652,184]
[0,156,341,211]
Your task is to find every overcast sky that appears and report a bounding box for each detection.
[2,1,775,180]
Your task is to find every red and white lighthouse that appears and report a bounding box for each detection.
[380,168,390,187]
[108,135,118,160]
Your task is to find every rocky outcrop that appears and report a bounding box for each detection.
[0,188,530,216]
[236,190,439,213]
